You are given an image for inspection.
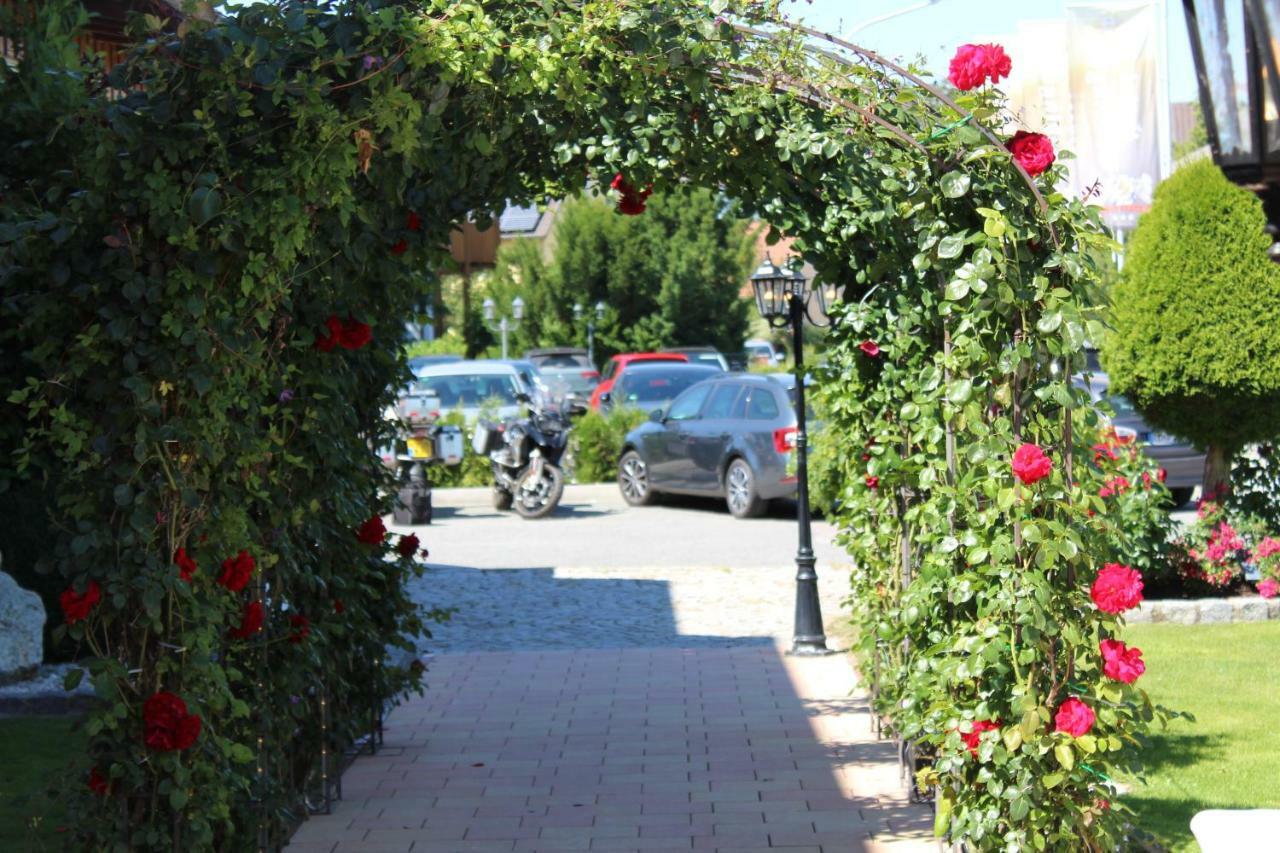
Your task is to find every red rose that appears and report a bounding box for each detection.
[865,475,879,489]
[390,238,409,256]
[60,581,101,624]
[610,173,652,216]
[947,43,1012,91]
[859,340,881,357]
[406,211,422,232]
[174,548,197,583]
[143,691,201,752]
[314,315,344,352]
[1006,130,1056,177]
[397,533,420,558]
[1053,697,1095,737]
[1011,443,1052,485]
[355,514,386,545]
[1091,562,1144,614]
[1157,467,1168,483]
[217,550,255,593]
[230,600,264,639]
[958,719,1001,757]
[288,614,311,644]
[88,767,109,796]
[339,317,372,350]
[1099,638,1145,683]
[333,598,345,614]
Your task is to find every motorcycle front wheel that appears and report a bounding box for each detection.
[513,463,564,519]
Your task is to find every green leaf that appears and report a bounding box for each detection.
[940,171,971,198]
[1054,742,1075,770]
[937,234,965,259]
[1043,772,1064,789]
[1002,726,1023,752]
[169,787,189,810]
[1036,311,1063,334]
[113,484,134,507]
[946,378,972,404]
[63,667,84,691]
[188,187,222,225]
[945,278,970,301]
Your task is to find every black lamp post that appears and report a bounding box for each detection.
[750,255,838,656]
[1183,1,1280,236]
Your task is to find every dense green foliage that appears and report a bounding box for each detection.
[482,190,755,362]
[569,407,649,484]
[0,0,1171,848]
[1105,161,1280,468]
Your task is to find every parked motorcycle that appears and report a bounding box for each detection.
[475,393,582,519]
[389,386,464,525]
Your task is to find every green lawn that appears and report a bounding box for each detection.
[0,715,85,849]
[1123,622,1280,851]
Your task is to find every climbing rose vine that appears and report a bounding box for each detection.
[0,2,1171,849]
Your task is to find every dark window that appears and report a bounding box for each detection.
[602,359,618,380]
[667,384,712,420]
[746,388,780,420]
[703,384,742,419]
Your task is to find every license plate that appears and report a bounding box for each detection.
[406,437,433,459]
[1148,432,1178,446]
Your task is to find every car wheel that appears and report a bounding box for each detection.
[618,450,656,506]
[1168,487,1194,509]
[725,458,764,519]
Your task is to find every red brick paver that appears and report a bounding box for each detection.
[287,646,935,852]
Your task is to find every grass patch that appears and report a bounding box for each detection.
[0,715,85,848]
[1123,621,1280,851]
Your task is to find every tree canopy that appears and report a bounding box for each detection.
[1105,159,1280,486]
[479,189,754,362]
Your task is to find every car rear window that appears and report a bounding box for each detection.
[746,389,780,419]
[535,354,589,368]
[416,374,520,407]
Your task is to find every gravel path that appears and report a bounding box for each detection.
[396,485,852,655]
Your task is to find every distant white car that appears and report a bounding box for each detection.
[412,360,531,424]
[744,338,785,366]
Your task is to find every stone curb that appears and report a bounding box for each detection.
[1125,596,1280,624]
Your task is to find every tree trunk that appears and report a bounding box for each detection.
[1202,444,1232,503]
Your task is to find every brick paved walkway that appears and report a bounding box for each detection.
[287,646,934,853]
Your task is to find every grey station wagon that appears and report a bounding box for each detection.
[617,375,798,518]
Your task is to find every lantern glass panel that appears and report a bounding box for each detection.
[1193,1,1255,163]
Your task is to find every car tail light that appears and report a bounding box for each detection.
[582,371,600,380]
[773,427,797,454]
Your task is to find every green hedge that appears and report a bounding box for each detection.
[569,408,647,484]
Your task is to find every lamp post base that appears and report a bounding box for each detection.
[787,638,838,657]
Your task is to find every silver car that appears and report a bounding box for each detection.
[617,375,798,518]
[412,360,531,424]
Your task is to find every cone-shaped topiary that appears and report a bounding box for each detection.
[1104,159,1280,493]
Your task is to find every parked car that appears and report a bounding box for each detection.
[600,363,720,414]
[617,374,798,518]
[524,347,600,405]
[744,338,785,366]
[1075,371,1205,507]
[589,352,688,410]
[412,360,532,424]
[660,346,730,371]
[500,359,554,408]
[407,354,463,375]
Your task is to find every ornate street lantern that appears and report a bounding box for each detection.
[1183,1,1280,221]
[750,254,801,321]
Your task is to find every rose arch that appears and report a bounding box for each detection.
[0,0,1172,849]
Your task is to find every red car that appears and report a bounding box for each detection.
[590,352,688,410]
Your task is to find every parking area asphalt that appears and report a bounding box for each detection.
[394,484,853,655]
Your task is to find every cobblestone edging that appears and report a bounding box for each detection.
[1126,596,1280,624]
